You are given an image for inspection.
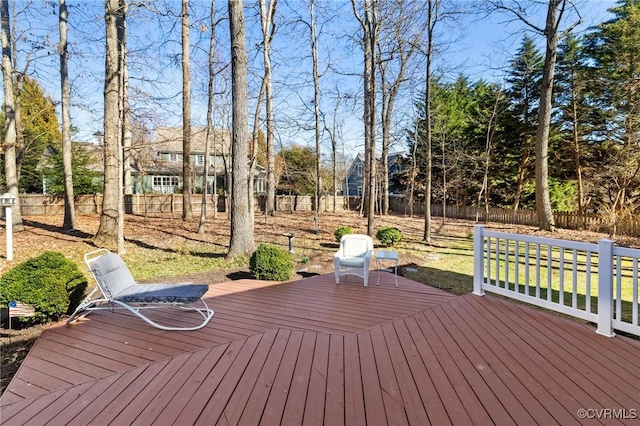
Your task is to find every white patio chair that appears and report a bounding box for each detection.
[334,234,373,286]
[67,249,214,331]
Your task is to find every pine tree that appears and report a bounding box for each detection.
[582,0,640,234]
[504,35,543,211]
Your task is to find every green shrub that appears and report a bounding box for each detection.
[334,226,354,242]
[376,227,403,247]
[0,251,88,325]
[249,244,294,281]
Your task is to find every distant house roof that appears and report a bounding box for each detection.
[38,142,104,174]
[155,127,231,155]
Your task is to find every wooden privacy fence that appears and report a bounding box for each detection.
[389,196,640,237]
[15,194,354,216]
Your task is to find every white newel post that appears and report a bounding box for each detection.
[596,239,615,337]
[473,225,485,296]
[1,192,17,261]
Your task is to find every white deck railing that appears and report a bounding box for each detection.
[473,225,640,337]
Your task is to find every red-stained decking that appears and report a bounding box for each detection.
[1,272,639,425]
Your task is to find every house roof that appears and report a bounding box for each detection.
[155,127,231,155]
[38,142,104,174]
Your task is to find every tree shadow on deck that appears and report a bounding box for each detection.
[400,262,474,296]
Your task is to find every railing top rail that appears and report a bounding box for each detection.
[613,245,640,258]
[480,228,598,252]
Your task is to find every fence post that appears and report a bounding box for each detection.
[596,239,616,337]
[473,225,485,296]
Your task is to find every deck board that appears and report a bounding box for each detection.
[257,330,303,426]
[478,296,638,409]
[2,272,640,425]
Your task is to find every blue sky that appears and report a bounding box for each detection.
[4,0,620,157]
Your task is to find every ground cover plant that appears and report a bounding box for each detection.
[1,210,639,395]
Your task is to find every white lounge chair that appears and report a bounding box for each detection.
[334,234,373,286]
[67,249,214,331]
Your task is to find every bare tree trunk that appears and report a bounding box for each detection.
[326,95,342,213]
[199,0,217,234]
[117,0,127,254]
[120,2,132,200]
[249,77,266,220]
[352,0,377,236]
[477,91,500,222]
[376,1,424,216]
[227,0,254,257]
[59,0,76,231]
[310,0,322,221]
[96,0,121,245]
[182,0,193,221]
[441,132,446,225]
[423,0,437,244]
[490,0,580,231]
[408,125,418,217]
[380,73,390,215]
[534,0,560,232]
[1,0,22,231]
[260,0,277,217]
[571,88,585,227]
[122,64,132,196]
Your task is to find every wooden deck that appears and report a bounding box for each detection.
[2,272,639,425]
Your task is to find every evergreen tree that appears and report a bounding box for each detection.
[583,0,640,231]
[41,143,102,195]
[430,75,474,208]
[0,77,62,193]
[503,35,544,210]
[467,80,507,208]
[554,33,591,217]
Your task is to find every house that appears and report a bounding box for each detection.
[38,127,267,196]
[342,152,406,196]
[132,126,266,195]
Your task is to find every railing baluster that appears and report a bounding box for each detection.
[633,258,638,326]
[586,252,592,314]
[536,244,541,299]
[486,236,491,287]
[496,238,501,288]
[616,255,622,321]
[515,241,520,294]
[505,239,510,290]
[559,247,565,307]
[547,245,552,303]
[572,249,578,309]
[525,242,530,297]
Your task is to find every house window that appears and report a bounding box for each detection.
[169,153,179,162]
[152,176,180,193]
[195,154,205,166]
[357,186,363,196]
[356,165,363,175]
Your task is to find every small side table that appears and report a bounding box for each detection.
[376,250,398,287]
